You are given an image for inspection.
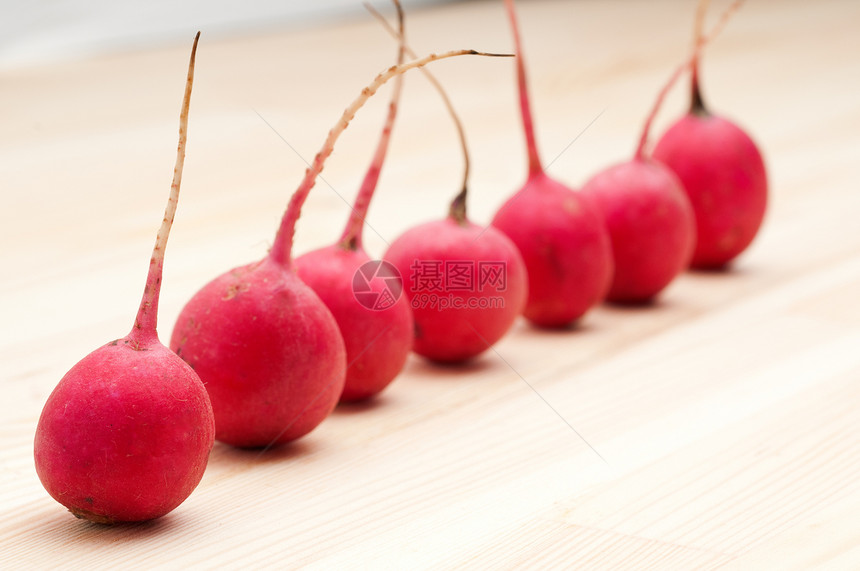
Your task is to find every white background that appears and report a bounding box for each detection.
[0,0,448,70]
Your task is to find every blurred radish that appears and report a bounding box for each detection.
[295,1,412,402]
[383,30,526,362]
[171,49,510,446]
[652,0,765,269]
[34,34,214,523]
[581,159,694,303]
[491,0,613,328]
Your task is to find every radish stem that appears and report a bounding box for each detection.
[133,31,199,338]
[268,48,512,266]
[504,0,542,175]
[634,0,745,159]
[367,2,472,224]
[692,0,745,115]
[339,1,406,250]
[690,0,711,114]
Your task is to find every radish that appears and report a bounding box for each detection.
[580,158,694,303]
[384,216,527,363]
[171,48,509,446]
[382,34,527,363]
[294,1,412,402]
[34,33,214,524]
[580,68,696,303]
[652,0,765,269]
[491,0,613,328]
[578,10,716,303]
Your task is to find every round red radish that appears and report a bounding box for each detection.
[653,62,767,269]
[34,34,214,524]
[295,3,412,402]
[35,342,214,523]
[170,49,503,445]
[581,158,695,302]
[493,167,612,327]
[172,257,346,445]
[385,214,527,362]
[491,0,613,327]
[295,248,413,401]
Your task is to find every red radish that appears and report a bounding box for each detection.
[385,216,527,363]
[295,2,412,402]
[579,43,699,303]
[383,44,527,363]
[652,0,765,269]
[171,49,508,446]
[34,34,214,524]
[580,159,695,303]
[491,0,613,328]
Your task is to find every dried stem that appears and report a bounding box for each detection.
[367,2,472,224]
[690,0,712,113]
[268,49,513,266]
[634,0,745,159]
[132,32,199,339]
[447,187,468,225]
[504,0,542,175]
[633,57,688,160]
[339,1,406,251]
[692,0,745,115]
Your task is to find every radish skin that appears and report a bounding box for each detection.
[653,112,766,269]
[385,218,527,362]
[581,159,695,302]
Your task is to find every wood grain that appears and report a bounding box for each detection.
[2,0,859,568]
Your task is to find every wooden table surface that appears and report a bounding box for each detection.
[2,0,859,568]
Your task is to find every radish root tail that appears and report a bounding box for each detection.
[133,31,199,337]
[269,48,513,266]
